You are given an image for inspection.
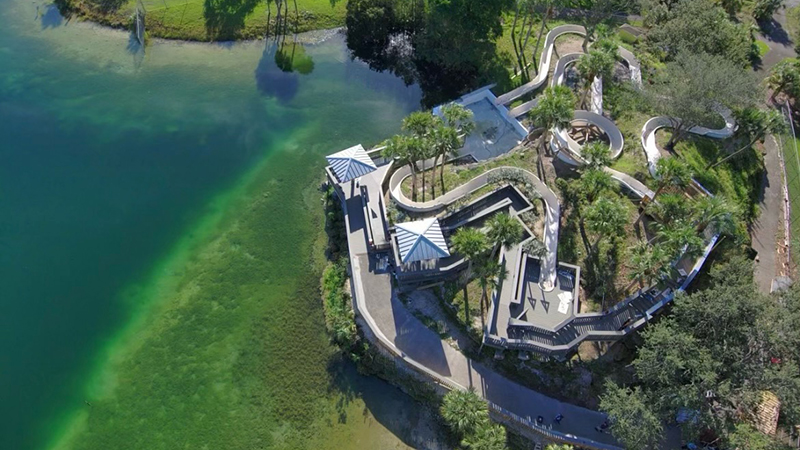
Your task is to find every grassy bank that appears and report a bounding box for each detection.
[57,0,346,41]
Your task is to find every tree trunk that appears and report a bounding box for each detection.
[479,284,487,332]
[521,11,536,58]
[518,12,530,70]
[532,9,550,75]
[635,185,665,228]
[421,158,426,201]
[409,163,418,202]
[511,4,523,73]
[440,153,447,194]
[707,138,758,169]
[578,212,592,257]
[431,155,438,199]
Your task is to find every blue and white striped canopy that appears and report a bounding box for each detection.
[326,144,377,183]
[396,218,450,263]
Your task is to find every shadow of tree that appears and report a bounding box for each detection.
[254,40,299,103]
[40,4,64,28]
[204,0,260,38]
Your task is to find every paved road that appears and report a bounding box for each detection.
[754,136,785,291]
[753,3,798,290]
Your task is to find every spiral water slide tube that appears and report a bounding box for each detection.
[388,165,562,291]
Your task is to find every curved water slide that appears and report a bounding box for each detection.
[389,165,562,290]
[494,24,586,106]
[640,106,736,176]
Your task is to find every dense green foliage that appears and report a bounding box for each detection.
[646,52,758,148]
[642,0,755,66]
[346,0,513,106]
[440,389,508,450]
[601,257,800,448]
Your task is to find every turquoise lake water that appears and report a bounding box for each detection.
[0,1,429,448]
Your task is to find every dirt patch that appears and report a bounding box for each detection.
[555,35,584,57]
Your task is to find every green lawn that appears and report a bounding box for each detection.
[658,131,764,225]
[66,0,346,40]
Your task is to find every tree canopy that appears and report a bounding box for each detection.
[647,51,758,148]
[644,0,754,66]
[604,256,800,447]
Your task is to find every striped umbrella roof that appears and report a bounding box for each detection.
[326,144,377,183]
[395,218,450,263]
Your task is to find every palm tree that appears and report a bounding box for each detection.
[579,168,614,203]
[460,422,507,450]
[432,104,474,196]
[644,193,690,226]
[628,241,667,296]
[581,141,612,170]
[766,59,800,103]
[451,228,490,279]
[440,388,489,436]
[693,195,739,235]
[382,135,418,201]
[708,107,786,169]
[402,111,435,199]
[585,197,627,257]
[576,48,616,109]
[475,259,508,332]
[657,219,705,260]
[486,213,524,257]
[451,228,490,324]
[529,85,575,180]
[636,157,693,227]
[531,0,562,74]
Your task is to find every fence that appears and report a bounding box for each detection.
[778,105,800,269]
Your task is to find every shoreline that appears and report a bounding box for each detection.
[54,0,346,44]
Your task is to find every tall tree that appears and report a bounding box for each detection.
[656,218,705,259]
[452,227,490,324]
[647,51,758,149]
[753,0,784,21]
[475,259,508,332]
[581,141,612,170]
[585,197,627,256]
[636,157,693,226]
[692,195,740,235]
[402,111,435,200]
[645,0,753,66]
[529,85,575,180]
[599,381,664,450]
[434,103,475,196]
[628,241,668,294]
[460,422,508,450]
[440,388,490,437]
[765,58,800,103]
[486,213,524,256]
[382,135,418,201]
[576,47,617,109]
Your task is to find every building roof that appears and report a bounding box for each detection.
[396,218,450,263]
[326,144,377,183]
[754,391,781,436]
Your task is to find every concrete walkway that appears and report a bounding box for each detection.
[341,171,621,449]
[751,3,798,290]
